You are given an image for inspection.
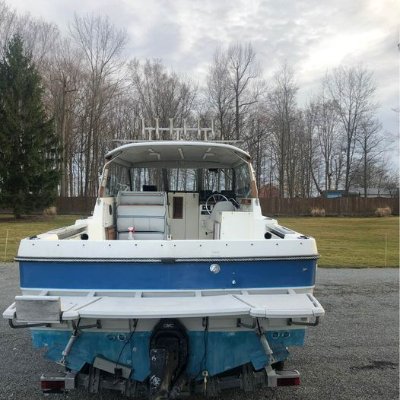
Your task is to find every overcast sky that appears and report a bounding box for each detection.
[11,0,399,167]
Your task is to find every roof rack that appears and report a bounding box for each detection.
[112,118,243,144]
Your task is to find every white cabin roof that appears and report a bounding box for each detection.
[105,141,251,168]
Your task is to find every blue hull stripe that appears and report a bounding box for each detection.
[31,329,306,381]
[20,259,316,290]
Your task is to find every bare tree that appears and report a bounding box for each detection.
[354,116,384,197]
[207,47,235,139]
[245,104,270,189]
[4,4,394,204]
[0,1,59,71]
[293,111,314,197]
[46,37,85,196]
[316,98,337,190]
[128,58,197,137]
[267,64,298,197]
[226,43,261,140]
[207,43,262,140]
[306,90,344,193]
[0,1,18,56]
[304,101,323,196]
[324,66,376,194]
[18,17,59,71]
[69,13,127,196]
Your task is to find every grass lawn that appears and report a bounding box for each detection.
[280,216,399,268]
[0,214,398,267]
[0,215,80,262]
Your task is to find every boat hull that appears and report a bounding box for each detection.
[19,258,317,290]
[31,327,306,381]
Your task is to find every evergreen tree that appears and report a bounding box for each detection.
[0,35,60,218]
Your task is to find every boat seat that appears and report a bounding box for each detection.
[116,191,167,240]
[117,191,166,205]
[210,201,236,218]
[207,201,236,233]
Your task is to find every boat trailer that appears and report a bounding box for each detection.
[39,318,301,399]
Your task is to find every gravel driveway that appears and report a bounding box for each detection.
[0,263,398,400]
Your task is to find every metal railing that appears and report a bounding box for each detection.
[113,118,243,144]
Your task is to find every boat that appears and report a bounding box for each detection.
[3,127,324,398]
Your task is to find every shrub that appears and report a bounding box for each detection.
[310,207,326,217]
[43,206,57,216]
[375,207,392,217]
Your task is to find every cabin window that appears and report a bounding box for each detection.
[130,168,163,191]
[202,168,233,192]
[168,169,197,191]
[105,164,130,196]
[172,197,184,219]
[105,164,250,197]
[234,163,251,197]
[128,168,198,192]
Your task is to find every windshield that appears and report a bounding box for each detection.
[105,162,251,197]
[234,163,251,197]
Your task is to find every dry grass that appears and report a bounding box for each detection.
[43,206,57,216]
[310,207,326,217]
[375,207,392,217]
[280,216,399,268]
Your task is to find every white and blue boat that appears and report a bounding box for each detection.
[3,135,324,398]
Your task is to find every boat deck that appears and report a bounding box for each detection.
[3,289,324,323]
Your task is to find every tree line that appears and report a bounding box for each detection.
[0,1,396,204]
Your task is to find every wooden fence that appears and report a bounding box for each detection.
[259,197,399,216]
[55,196,399,217]
[56,197,96,215]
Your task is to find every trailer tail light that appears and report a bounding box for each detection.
[271,369,301,387]
[277,376,301,386]
[40,373,75,393]
[41,379,65,393]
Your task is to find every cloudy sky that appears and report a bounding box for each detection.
[11,0,399,166]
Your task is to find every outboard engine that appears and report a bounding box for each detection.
[149,319,189,399]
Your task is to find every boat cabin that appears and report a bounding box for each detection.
[89,141,268,241]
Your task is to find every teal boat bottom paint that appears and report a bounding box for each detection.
[31,329,305,381]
